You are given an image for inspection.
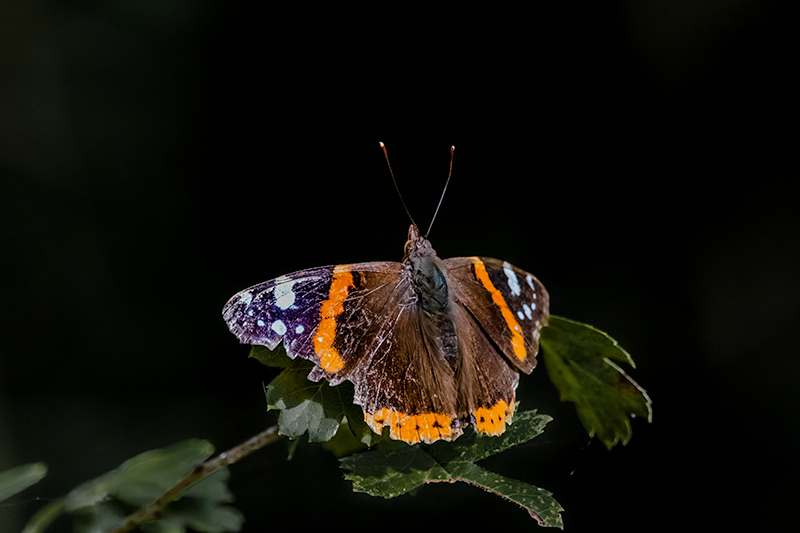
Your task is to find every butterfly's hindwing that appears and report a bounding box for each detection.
[316,265,464,443]
[449,302,520,435]
[445,256,550,374]
[352,301,463,443]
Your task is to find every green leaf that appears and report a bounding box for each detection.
[426,406,551,464]
[341,445,444,498]
[249,344,308,369]
[340,410,563,528]
[445,462,564,527]
[540,315,653,450]
[343,401,383,447]
[262,362,353,442]
[0,463,47,503]
[252,345,381,445]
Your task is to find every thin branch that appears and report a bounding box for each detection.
[111,425,283,533]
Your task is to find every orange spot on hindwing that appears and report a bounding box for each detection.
[313,265,354,373]
[473,400,513,436]
[472,259,527,361]
[364,408,454,444]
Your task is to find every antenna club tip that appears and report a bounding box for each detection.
[379,141,385,147]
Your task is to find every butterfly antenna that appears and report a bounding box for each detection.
[380,142,417,228]
[425,145,454,238]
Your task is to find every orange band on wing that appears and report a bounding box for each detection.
[314,265,354,373]
[364,408,454,444]
[473,400,513,436]
[472,259,527,361]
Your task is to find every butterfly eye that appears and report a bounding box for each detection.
[403,224,421,260]
[403,239,413,260]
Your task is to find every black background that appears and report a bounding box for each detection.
[1,2,797,531]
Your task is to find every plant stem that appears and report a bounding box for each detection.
[111,425,282,533]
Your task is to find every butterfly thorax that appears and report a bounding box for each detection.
[407,242,448,312]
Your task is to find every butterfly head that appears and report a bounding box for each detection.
[403,224,430,261]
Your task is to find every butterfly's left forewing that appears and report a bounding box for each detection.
[223,262,402,372]
[225,265,330,357]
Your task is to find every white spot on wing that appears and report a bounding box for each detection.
[517,310,525,320]
[273,278,296,310]
[526,274,536,292]
[503,261,521,296]
[239,291,253,305]
[295,324,304,334]
[271,319,287,335]
[523,303,532,319]
[256,319,266,327]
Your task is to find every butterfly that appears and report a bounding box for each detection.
[222,145,549,444]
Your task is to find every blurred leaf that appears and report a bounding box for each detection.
[0,462,47,503]
[72,499,128,533]
[322,419,369,458]
[540,315,653,449]
[142,470,243,533]
[21,499,67,533]
[49,439,242,533]
[340,410,563,528]
[65,439,214,509]
[144,500,243,533]
[182,467,232,500]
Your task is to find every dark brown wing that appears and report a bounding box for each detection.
[444,256,549,374]
[449,302,520,436]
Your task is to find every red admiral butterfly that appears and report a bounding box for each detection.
[223,145,549,444]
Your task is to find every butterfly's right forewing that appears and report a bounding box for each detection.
[445,257,549,374]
